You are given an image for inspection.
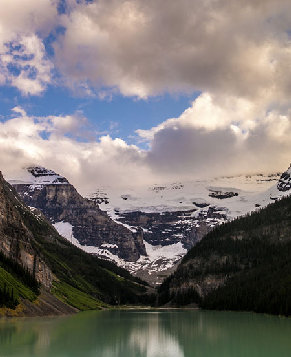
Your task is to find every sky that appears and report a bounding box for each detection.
[0,0,291,191]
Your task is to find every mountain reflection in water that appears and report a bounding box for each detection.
[0,310,291,357]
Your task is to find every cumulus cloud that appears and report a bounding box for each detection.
[137,93,263,141]
[54,0,291,101]
[142,93,291,179]
[0,0,57,94]
[1,0,290,102]
[0,108,150,190]
[1,101,291,192]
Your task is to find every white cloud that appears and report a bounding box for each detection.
[0,108,151,190]
[142,93,291,179]
[136,93,263,142]
[55,0,291,102]
[0,0,290,103]
[0,0,57,94]
[52,0,291,182]
[1,102,291,192]
[3,35,53,95]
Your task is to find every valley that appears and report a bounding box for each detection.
[6,166,291,286]
[0,171,151,316]
[1,164,291,316]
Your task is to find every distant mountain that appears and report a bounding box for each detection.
[7,166,291,286]
[87,171,289,283]
[157,191,291,316]
[0,171,150,316]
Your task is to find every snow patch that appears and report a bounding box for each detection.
[53,221,107,255]
[144,241,186,261]
[101,243,118,249]
[52,221,187,283]
[7,166,68,186]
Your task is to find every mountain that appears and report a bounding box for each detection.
[157,189,291,316]
[10,167,145,262]
[3,163,291,316]
[0,171,151,316]
[86,171,289,283]
[7,166,291,286]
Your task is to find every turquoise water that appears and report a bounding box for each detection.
[0,309,291,356]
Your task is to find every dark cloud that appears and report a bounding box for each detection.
[147,125,238,177]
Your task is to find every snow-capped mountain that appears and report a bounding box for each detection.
[9,166,146,263]
[88,172,284,219]
[86,170,291,284]
[9,166,69,186]
[7,165,291,286]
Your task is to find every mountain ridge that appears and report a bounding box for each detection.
[12,167,146,262]
[0,171,151,316]
[7,165,291,286]
[157,193,291,315]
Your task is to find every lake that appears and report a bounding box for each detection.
[0,309,291,357]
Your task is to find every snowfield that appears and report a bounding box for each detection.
[86,173,284,220]
[8,166,68,188]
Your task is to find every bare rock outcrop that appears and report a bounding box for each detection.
[12,167,146,261]
[0,172,52,289]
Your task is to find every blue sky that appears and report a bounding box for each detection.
[0,83,197,144]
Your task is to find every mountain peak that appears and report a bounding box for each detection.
[26,166,69,184]
[8,166,69,186]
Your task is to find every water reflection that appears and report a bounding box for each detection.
[0,310,291,357]
[128,312,183,357]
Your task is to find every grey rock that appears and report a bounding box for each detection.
[13,168,146,262]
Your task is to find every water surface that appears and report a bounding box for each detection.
[0,309,290,357]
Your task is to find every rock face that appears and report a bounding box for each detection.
[116,208,225,249]
[277,165,291,191]
[12,167,145,261]
[208,190,239,199]
[0,172,52,289]
[0,170,151,313]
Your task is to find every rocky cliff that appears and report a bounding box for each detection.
[277,165,291,191]
[116,207,224,249]
[0,172,52,289]
[12,167,146,261]
[0,170,151,314]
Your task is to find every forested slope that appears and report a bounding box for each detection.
[158,195,291,315]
